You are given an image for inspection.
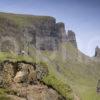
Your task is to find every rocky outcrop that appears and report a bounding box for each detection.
[35,17,58,50]
[56,22,67,43]
[0,12,77,54]
[0,61,65,100]
[8,83,65,100]
[67,30,77,48]
[0,61,48,87]
[95,46,100,57]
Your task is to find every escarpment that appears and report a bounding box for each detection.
[0,12,77,54]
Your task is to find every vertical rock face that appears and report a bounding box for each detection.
[67,30,77,48]
[55,22,67,43]
[35,17,58,50]
[95,46,100,57]
[0,12,77,54]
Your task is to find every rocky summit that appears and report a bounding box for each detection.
[0,12,100,100]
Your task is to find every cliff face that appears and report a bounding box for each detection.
[0,12,77,54]
[67,30,77,48]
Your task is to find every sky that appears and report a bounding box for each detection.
[0,0,100,56]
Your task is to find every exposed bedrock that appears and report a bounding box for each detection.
[0,12,77,54]
[0,61,65,100]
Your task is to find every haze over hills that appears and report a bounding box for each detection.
[0,12,100,100]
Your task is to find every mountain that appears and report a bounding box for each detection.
[0,12,77,53]
[0,12,100,100]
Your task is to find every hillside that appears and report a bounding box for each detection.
[0,12,100,100]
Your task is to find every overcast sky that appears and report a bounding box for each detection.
[0,0,100,56]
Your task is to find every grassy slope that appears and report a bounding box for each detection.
[0,88,10,100]
[0,42,100,100]
[0,12,55,28]
[40,42,100,100]
[0,51,73,100]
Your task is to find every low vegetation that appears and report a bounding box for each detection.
[0,42,100,100]
[0,52,35,63]
[0,88,11,100]
[0,51,73,99]
[42,73,73,100]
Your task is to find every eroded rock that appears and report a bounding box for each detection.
[0,61,64,100]
[67,30,77,48]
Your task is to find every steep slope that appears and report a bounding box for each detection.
[40,42,100,100]
[0,52,73,100]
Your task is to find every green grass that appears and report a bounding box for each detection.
[0,12,55,27]
[0,52,36,63]
[0,42,100,100]
[0,95,10,100]
[0,35,100,100]
[40,42,100,100]
[80,87,100,100]
[42,73,73,100]
[0,88,11,100]
[0,51,73,99]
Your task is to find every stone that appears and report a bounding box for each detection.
[8,84,65,100]
[67,30,77,48]
[2,62,15,87]
[0,61,65,100]
[95,46,100,57]
[56,22,67,43]
[0,61,49,86]
[14,71,27,83]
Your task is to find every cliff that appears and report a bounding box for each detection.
[67,30,77,48]
[0,12,77,54]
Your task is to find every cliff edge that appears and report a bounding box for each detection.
[0,12,77,54]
